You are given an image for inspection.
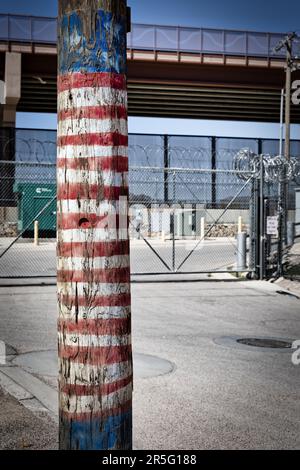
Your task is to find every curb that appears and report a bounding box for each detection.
[0,366,58,421]
[272,277,300,299]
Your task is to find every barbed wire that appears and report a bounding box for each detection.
[233,148,300,183]
[1,139,300,180]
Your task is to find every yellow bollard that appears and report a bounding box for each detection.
[238,216,243,234]
[34,221,39,246]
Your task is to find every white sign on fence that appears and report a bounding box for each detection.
[267,216,279,236]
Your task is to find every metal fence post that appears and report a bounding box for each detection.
[236,232,247,270]
[259,154,265,280]
[211,136,216,207]
[164,134,169,203]
[57,0,132,450]
[277,166,285,278]
[172,170,176,271]
[249,175,259,277]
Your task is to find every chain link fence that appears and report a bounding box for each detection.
[128,164,256,274]
[0,131,299,279]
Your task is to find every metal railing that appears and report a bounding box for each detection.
[0,13,288,58]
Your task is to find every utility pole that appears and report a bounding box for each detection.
[274,32,297,160]
[274,32,300,275]
[284,36,293,161]
[279,89,284,156]
[57,0,132,450]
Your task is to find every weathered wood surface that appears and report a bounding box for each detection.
[57,0,132,450]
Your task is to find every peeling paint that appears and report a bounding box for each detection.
[57,0,132,451]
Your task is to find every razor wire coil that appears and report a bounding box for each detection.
[233,148,300,183]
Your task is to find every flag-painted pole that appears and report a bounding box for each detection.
[57,0,132,450]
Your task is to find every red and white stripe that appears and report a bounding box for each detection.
[57,169,128,186]
[57,254,130,271]
[58,305,131,320]
[58,118,128,136]
[59,359,133,385]
[57,240,129,257]
[58,199,120,214]
[58,87,127,110]
[58,228,128,242]
[57,282,130,297]
[57,144,128,159]
[57,71,132,420]
[60,383,132,414]
[58,332,131,348]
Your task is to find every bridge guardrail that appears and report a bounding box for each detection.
[0,13,287,58]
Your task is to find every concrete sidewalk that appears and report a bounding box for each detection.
[0,279,299,449]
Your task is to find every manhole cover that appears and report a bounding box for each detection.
[237,338,292,349]
[214,335,294,352]
[13,350,174,379]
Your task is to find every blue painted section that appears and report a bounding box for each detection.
[59,411,132,450]
[58,10,127,74]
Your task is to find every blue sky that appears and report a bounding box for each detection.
[2,0,300,139]
[1,0,300,32]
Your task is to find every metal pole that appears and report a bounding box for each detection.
[211,136,217,207]
[274,33,297,248]
[238,216,243,234]
[249,177,256,274]
[264,198,271,277]
[57,0,132,450]
[236,232,247,271]
[164,134,169,203]
[284,39,293,244]
[277,165,285,278]
[285,44,292,162]
[172,171,176,271]
[172,209,176,271]
[279,88,284,156]
[260,154,265,280]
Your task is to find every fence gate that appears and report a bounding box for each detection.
[129,166,256,276]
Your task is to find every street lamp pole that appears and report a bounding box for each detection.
[57,0,132,450]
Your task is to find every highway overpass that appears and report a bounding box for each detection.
[0,14,300,124]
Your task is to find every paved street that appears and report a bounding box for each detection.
[0,279,299,449]
[0,387,57,450]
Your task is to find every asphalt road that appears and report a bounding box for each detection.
[0,386,57,450]
[0,279,299,449]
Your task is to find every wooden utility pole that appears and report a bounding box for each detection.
[57,0,132,450]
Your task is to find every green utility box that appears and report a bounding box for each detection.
[13,183,56,238]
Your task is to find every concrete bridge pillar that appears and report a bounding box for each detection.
[0,52,21,226]
[0,52,21,127]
